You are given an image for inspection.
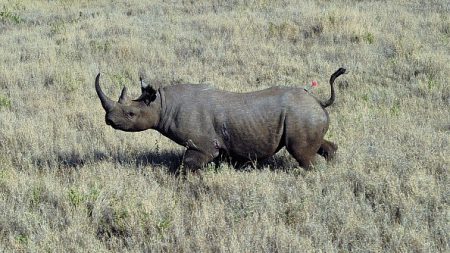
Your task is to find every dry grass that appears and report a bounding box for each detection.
[0,0,449,252]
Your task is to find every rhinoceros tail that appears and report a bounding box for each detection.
[320,68,347,108]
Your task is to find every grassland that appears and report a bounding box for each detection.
[0,0,449,252]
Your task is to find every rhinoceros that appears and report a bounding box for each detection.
[95,68,346,172]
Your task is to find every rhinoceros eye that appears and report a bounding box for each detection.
[124,110,135,118]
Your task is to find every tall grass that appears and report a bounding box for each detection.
[0,0,448,252]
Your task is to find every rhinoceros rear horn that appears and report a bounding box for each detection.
[118,87,128,104]
[95,73,115,111]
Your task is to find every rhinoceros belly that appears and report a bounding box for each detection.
[220,107,285,160]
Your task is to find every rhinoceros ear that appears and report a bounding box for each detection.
[134,77,157,105]
[140,77,156,93]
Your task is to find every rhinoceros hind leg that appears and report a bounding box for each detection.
[286,143,317,170]
[317,140,337,161]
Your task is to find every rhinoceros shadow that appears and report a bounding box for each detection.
[31,150,181,174]
[32,149,295,174]
[130,150,182,174]
[214,152,296,172]
[120,150,295,174]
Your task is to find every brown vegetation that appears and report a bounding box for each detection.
[0,0,448,252]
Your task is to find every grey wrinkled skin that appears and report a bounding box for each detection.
[95,68,346,173]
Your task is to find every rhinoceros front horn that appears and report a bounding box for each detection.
[95,73,115,111]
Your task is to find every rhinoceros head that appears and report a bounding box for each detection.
[95,73,160,132]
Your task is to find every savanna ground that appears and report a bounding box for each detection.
[0,0,449,252]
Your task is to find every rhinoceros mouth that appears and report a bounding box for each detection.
[105,117,121,129]
[107,121,122,130]
[108,122,123,130]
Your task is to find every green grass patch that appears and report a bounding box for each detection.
[68,188,84,208]
[364,32,375,44]
[0,95,11,109]
[0,5,23,24]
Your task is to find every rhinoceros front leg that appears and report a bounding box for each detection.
[181,149,214,174]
